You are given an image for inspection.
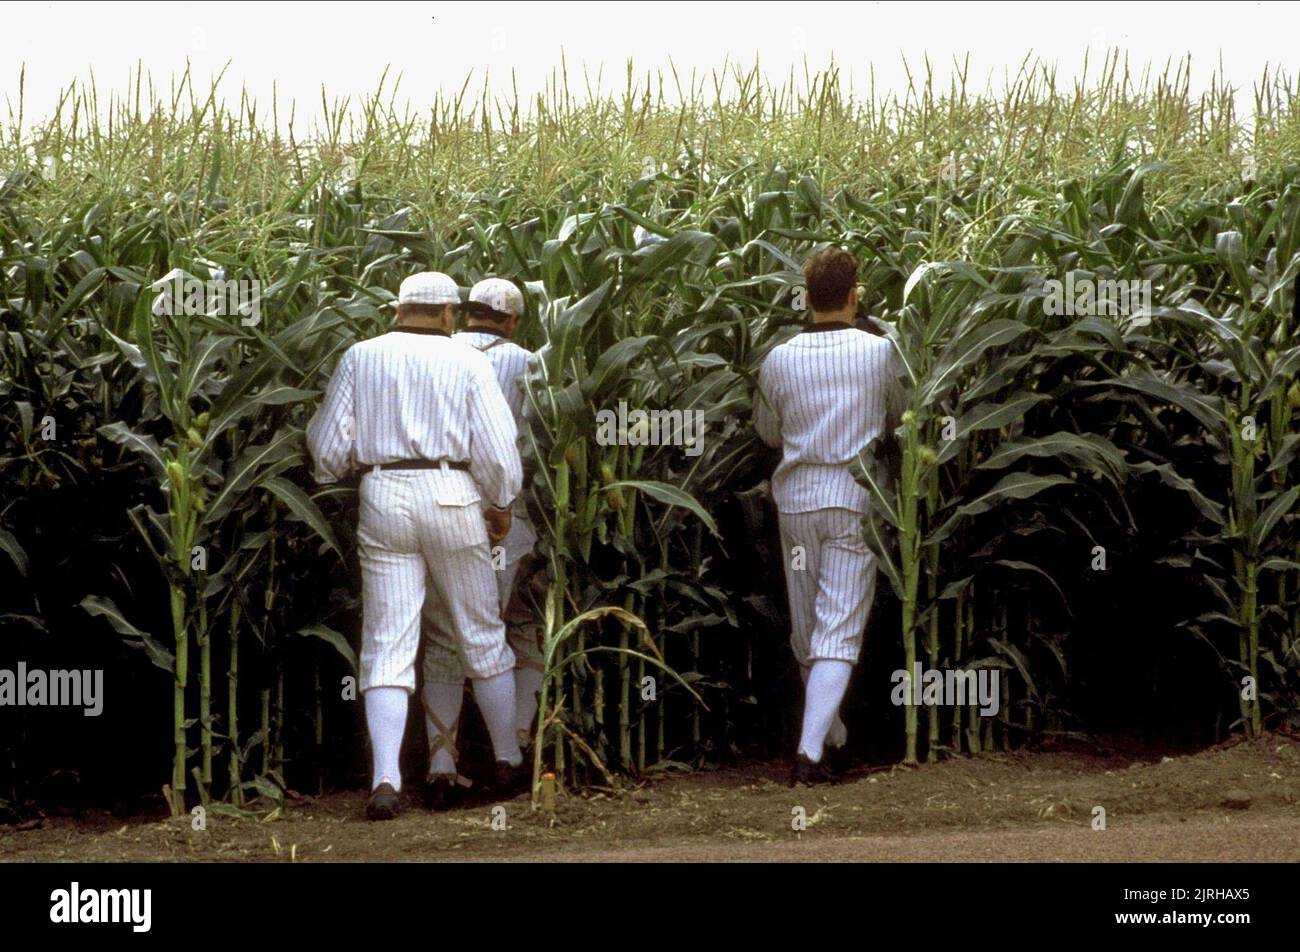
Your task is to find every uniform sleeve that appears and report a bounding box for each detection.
[753,358,783,448]
[467,360,523,508]
[504,349,530,423]
[306,347,356,485]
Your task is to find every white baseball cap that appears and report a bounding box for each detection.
[468,278,524,318]
[398,271,460,306]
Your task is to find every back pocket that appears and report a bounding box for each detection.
[430,470,482,507]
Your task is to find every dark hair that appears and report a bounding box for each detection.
[803,247,858,313]
[396,302,455,322]
[462,300,512,324]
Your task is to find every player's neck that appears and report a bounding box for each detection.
[810,308,854,324]
[394,317,451,336]
[463,323,509,339]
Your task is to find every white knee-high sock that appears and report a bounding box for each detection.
[514,667,544,743]
[801,664,848,750]
[798,660,852,763]
[422,681,465,778]
[826,712,848,750]
[472,670,522,766]
[365,687,409,792]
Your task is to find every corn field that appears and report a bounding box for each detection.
[2,55,1299,811]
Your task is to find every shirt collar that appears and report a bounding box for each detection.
[391,325,451,337]
[800,321,855,334]
[461,324,507,339]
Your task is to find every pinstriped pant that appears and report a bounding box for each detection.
[357,470,514,693]
[778,507,878,665]
[422,514,542,684]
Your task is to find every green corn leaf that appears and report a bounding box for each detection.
[1252,485,1300,553]
[927,472,1077,544]
[922,318,1031,405]
[262,477,343,558]
[0,528,29,577]
[1078,370,1225,438]
[80,595,175,673]
[988,639,1039,700]
[297,624,357,674]
[936,392,1052,464]
[978,431,1127,487]
[606,479,721,538]
[205,429,301,524]
[98,421,167,480]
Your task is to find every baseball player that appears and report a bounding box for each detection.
[420,277,542,811]
[306,271,525,820]
[753,247,903,785]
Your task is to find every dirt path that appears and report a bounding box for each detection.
[468,813,1300,862]
[3,736,1298,862]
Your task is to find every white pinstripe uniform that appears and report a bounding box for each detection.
[306,323,522,694]
[422,327,540,684]
[753,322,900,667]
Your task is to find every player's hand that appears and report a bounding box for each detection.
[485,506,512,545]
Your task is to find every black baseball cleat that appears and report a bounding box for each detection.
[423,774,463,812]
[824,743,853,777]
[490,759,531,799]
[366,781,402,820]
[790,753,837,786]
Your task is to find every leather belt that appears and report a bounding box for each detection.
[359,459,471,477]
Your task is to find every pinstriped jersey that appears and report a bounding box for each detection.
[754,323,901,514]
[454,330,532,425]
[305,328,522,509]
[455,328,538,549]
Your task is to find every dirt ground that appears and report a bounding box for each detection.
[3,735,1298,862]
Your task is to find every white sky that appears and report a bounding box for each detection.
[5,0,1296,128]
